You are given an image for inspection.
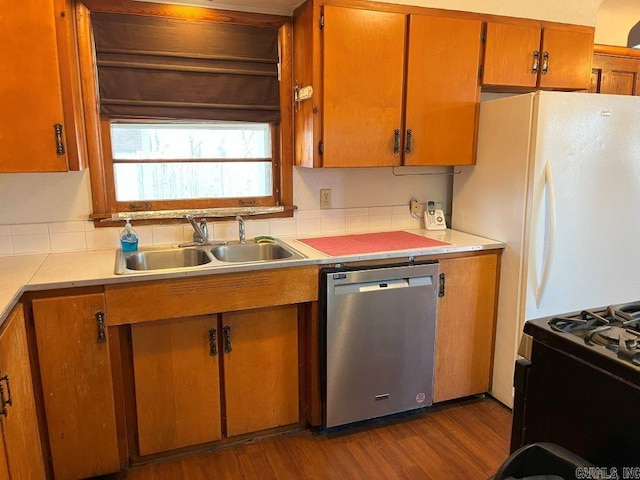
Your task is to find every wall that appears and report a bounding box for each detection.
[594,0,640,46]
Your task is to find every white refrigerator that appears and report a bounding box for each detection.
[452,91,640,408]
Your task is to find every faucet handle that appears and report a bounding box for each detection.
[199,218,208,241]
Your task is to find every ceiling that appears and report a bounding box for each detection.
[134,0,305,15]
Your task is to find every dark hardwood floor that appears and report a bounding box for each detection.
[124,397,511,480]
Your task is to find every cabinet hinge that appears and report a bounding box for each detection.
[318,141,324,155]
[319,14,324,29]
[478,64,484,80]
[481,29,486,43]
[127,329,132,346]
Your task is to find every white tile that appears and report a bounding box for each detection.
[245,220,271,239]
[10,223,48,235]
[345,208,369,217]
[213,221,238,242]
[392,213,414,229]
[0,236,13,255]
[12,234,50,255]
[295,209,323,219]
[369,206,393,216]
[369,215,393,231]
[296,218,321,236]
[85,228,120,251]
[269,218,296,237]
[321,217,346,234]
[0,226,11,236]
[320,209,346,219]
[48,221,86,234]
[346,216,369,232]
[392,205,410,215]
[50,232,87,253]
[84,221,97,231]
[133,226,154,248]
[152,226,184,246]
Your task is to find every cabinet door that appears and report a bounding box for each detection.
[0,305,46,479]
[404,15,481,166]
[538,27,593,90]
[322,5,405,167]
[0,0,68,172]
[131,315,222,456]
[590,53,640,95]
[483,23,541,88]
[223,305,299,437]
[0,432,8,480]
[433,254,499,403]
[32,294,120,480]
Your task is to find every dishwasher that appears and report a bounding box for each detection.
[322,261,439,428]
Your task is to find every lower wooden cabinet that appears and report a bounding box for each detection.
[131,315,222,456]
[433,253,499,403]
[32,294,120,480]
[130,305,299,456]
[223,305,299,437]
[0,304,46,480]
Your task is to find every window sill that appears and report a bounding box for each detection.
[90,205,296,227]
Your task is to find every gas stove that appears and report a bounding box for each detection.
[511,302,640,470]
[546,302,640,368]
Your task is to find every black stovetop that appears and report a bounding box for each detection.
[524,303,640,386]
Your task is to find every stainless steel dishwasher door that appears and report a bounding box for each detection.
[324,262,439,428]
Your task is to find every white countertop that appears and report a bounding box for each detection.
[0,229,503,325]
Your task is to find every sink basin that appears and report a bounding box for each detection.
[114,239,305,274]
[117,247,214,273]
[210,241,305,263]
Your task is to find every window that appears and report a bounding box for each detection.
[77,2,293,221]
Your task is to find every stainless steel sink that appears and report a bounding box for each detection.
[114,239,306,274]
[115,247,214,274]
[210,241,306,263]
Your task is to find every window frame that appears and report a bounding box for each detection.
[100,118,282,212]
[76,0,294,223]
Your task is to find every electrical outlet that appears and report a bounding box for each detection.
[320,189,332,209]
[409,198,420,215]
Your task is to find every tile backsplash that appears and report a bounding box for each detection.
[0,206,421,256]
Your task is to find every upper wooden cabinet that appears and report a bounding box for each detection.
[0,304,47,480]
[0,0,85,172]
[590,45,640,96]
[294,1,482,167]
[322,6,405,167]
[483,22,594,91]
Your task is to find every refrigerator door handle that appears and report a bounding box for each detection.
[535,161,557,306]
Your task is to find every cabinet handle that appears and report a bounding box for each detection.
[438,273,446,297]
[541,51,550,75]
[96,312,106,343]
[208,328,217,356]
[223,325,232,353]
[405,129,413,154]
[393,129,400,154]
[532,51,540,74]
[0,374,12,417]
[54,124,65,156]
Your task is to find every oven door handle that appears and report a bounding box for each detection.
[534,160,557,307]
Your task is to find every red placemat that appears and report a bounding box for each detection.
[297,231,450,256]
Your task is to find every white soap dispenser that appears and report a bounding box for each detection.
[120,219,139,252]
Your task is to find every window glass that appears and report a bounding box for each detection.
[110,122,273,201]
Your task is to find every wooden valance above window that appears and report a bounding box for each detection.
[90,12,280,123]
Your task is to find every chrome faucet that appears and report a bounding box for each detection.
[185,214,208,244]
[236,215,246,243]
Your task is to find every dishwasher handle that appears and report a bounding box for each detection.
[333,276,433,295]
